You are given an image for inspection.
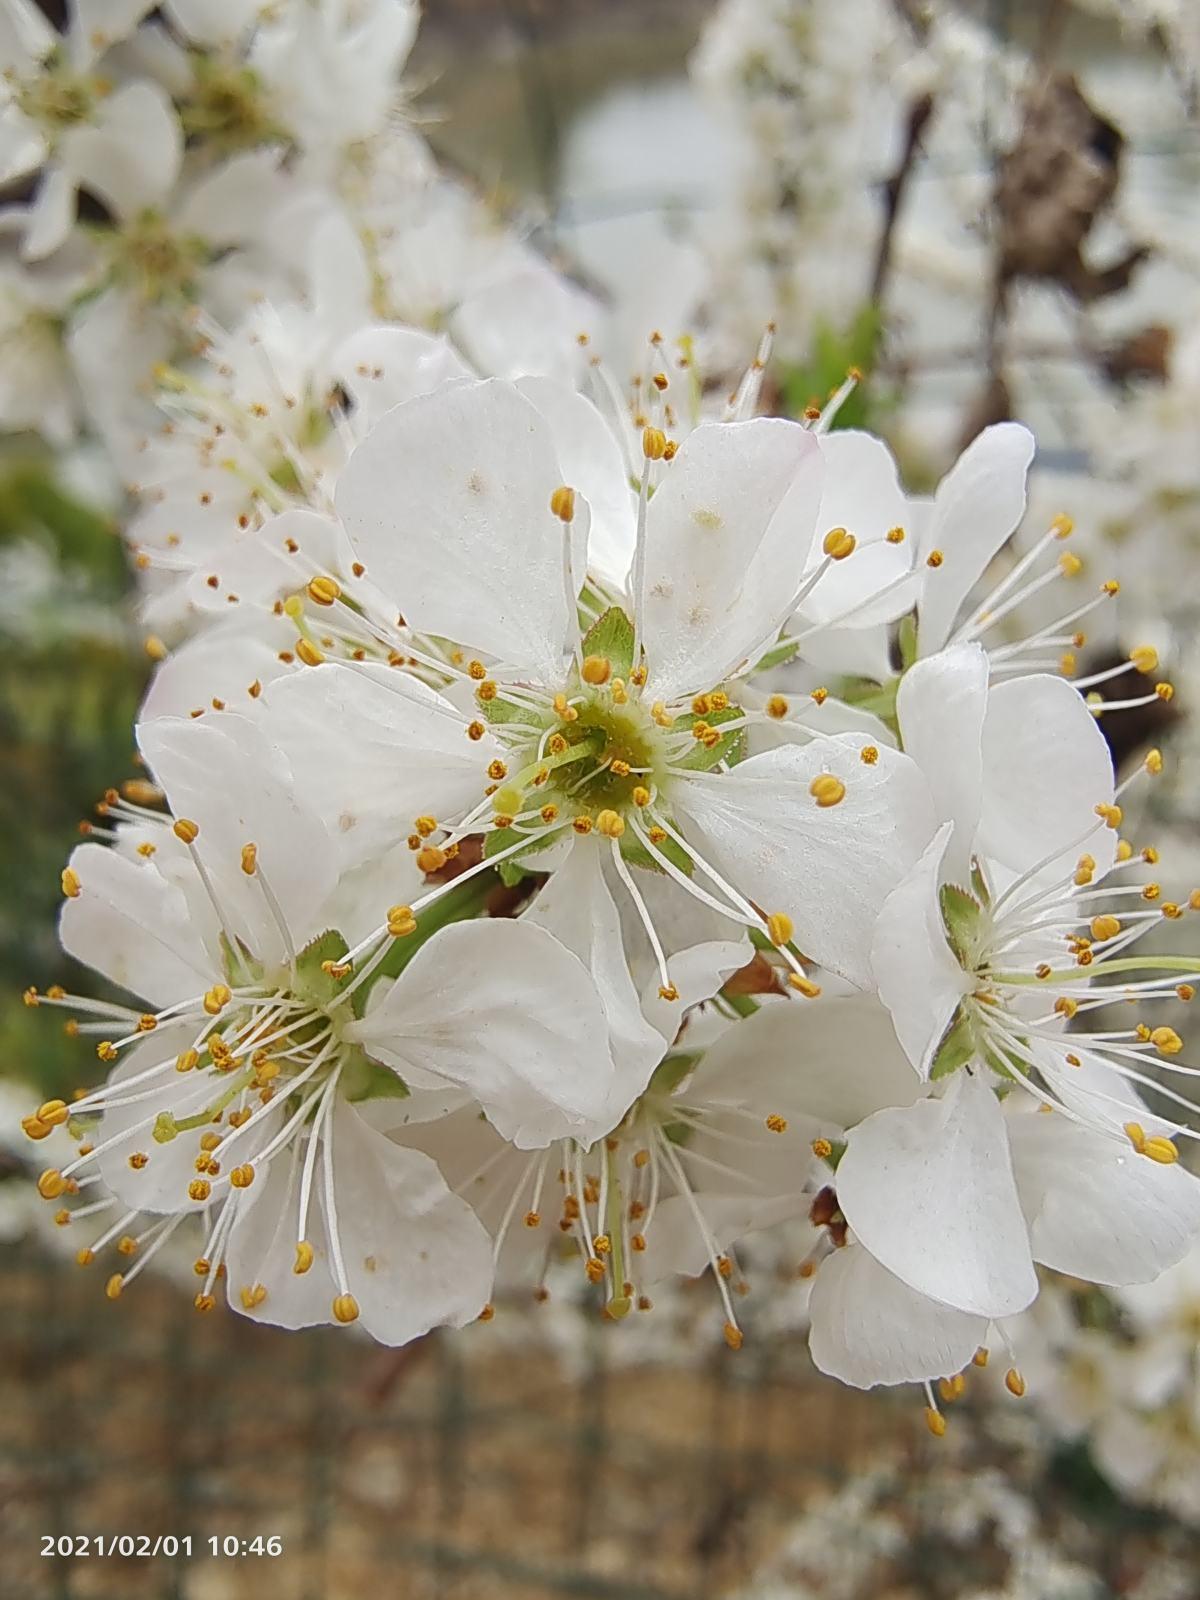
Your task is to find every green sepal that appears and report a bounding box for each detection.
[929,1006,978,1079]
[579,606,636,681]
[482,693,542,730]
[939,883,984,967]
[341,1046,410,1103]
[840,674,900,727]
[350,867,503,1014]
[485,823,559,888]
[219,931,263,988]
[618,824,693,877]
[292,930,352,1009]
[897,614,918,671]
[671,705,745,771]
[650,1051,700,1097]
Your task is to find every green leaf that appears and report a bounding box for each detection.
[618,825,692,877]
[939,883,984,967]
[482,694,542,729]
[929,1006,977,1079]
[579,606,636,680]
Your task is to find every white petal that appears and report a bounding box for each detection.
[335,379,576,680]
[516,376,636,590]
[137,714,338,965]
[228,1102,493,1343]
[69,0,155,64]
[62,82,181,217]
[637,938,752,1045]
[917,423,1036,655]
[58,842,212,1007]
[837,1069,1038,1318]
[21,163,75,261]
[686,995,924,1130]
[896,642,988,882]
[522,840,665,1100]
[261,662,498,871]
[350,920,621,1148]
[174,148,287,246]
[639,419,823,702]
[449,263,596,387]
[808,1243,989,1389]
[140,629,292,721]
[673,735,935,987]
[332,326,473,427]
[977,672,1116,877]
[870,823,972,1079]
[164,0,261,46]
[1009,1109,1200,1285]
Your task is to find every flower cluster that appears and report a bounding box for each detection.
[10,0,1200,1431]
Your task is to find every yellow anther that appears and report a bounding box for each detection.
[105,1274,123,1301]
[1145,748,1164,775]
[788,974,822,998]
[1156,682,1175,702]
[540,803,560,824]
[188,1179,211,1202]
[1050,513,1074,538]
[1143,882,1161,902]
[296,639,325,667]
[924,1407,947,1437]
[822,527,856,560]
[294,1241,315,1275]
[723,1323,743,1351]
[21,1116,50,1141]
[136,1013,158,1033]
[581,654,611,686]
[229,1164,255,1189]
[766,912,794,947]
[387,906,417,938]
[1095,803,1122,829]
[809,773,846,808]
[1179,984,1196,1001]
[240,842,257,875]
[1054,997,1079,1019]
[550,485,577,522]
[886,526,905,544]
[306,575,341,606]
[1060,652,1077,677]
[240,1284,267,1310]
[467,720,486,741]
[1005,1368,1027,1398]
[860,745,879,765]
[37,1170,66,1200]
[1151,1026,1183,1055]
[416,845,448,874]
[765,1114,788,1133]
[523,1211,541,1229]
[631,786,651,808]
[117,1236,137,1256]
[61,867,81,898]
[658,983,679,1002]
[925,550,944,569]
[96,1041,118,1062]
[1059,551,1083,577]
[75,1247,94,1266]
[1090,915,1121,941]
[585,1258,605,1284]
[1116,840,1133,862]
[596,810,625,839]
[642,427,667,460]
[128,1152,148,1170]
[36,1099,69,1128]
[765,695,789,719]
[193,1293,216,1313]
[1035,964,1052,980]
[1163,902,1183,920]
[203,984,231,1015]
[810,687,828,706]
[1130,645,1158,675]
[1144,1135,1180,1165]
[973,1347,989,1368]
[332,1294,360,1324]
[572,816,593,835]
[173,818,199,845]
[811,1138,833,1159]
[1124,1121,1147,1154]
[1144,847,1161,865]
[467,660,488,681]
[144,634,168,661]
